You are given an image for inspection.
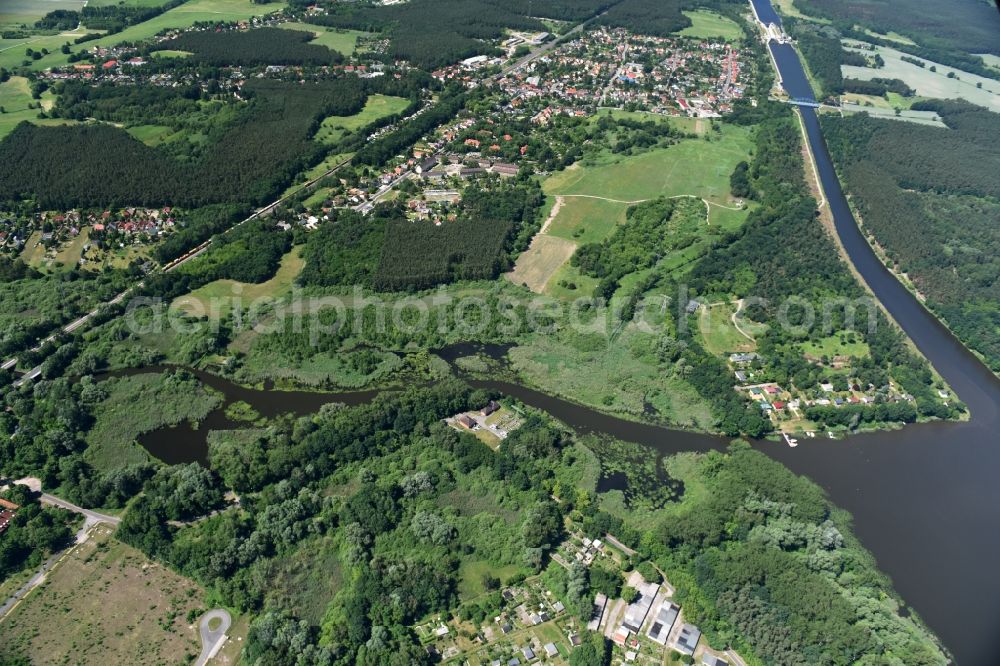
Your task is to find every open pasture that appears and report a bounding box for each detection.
[171,245,305,318]
[679,10,744,41]
[315,93,410,146]
[542,126,753,207]
[277,22,369,55]
[0,524,205,666]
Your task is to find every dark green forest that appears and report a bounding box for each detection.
[0,78,366,209]
[822,101,1000,371]
[300,180,544,292]
[152,27,345,66]
[306,0,546,69]
[792,0,1000,60]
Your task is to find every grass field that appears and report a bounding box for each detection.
[457,560,524,600]
[0,76,72,140]
[1,0,286,70]
[149,48,192,58]
[801,334,870,359]
[265,535,344,625]
[542,125,754,207]
[771,0,829,23]
[863,28,916,46]
[87,0,172,6]
[172,245,305,318]
[506,232,577,294]
[979,53,1000,72]
[277,22,368,55]
[678,10,744,41]
[315,93,410,146]
[0,524,205,666]
[698,302,756,355]
[510,328,715,428]
[125,123,176,145]
[0,0,85,27]
[546,195,629,245]
[841,40,1000,112]
[508,194,628,295]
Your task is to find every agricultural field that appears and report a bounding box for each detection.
[841,40,1000,112]
[678,10,744,41]
[314,93,411,146]
[172,245,305,318]
[277,22,369,55]
[698,302,757,356]
[542,125,753,212]
[1,0,286,71]
[0,524,205,666]
[0,76,71,140]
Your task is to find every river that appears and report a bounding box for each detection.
[121,5,1000,660]
[747,0,1000,662]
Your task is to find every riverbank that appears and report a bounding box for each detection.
[750,0,1000,659]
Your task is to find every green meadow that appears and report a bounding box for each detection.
[679,10,744,41]
[315,93,411,146]
[542,125,754,209]
[0,76,73,140]
[277,22,369,55]
[1,0,286,70]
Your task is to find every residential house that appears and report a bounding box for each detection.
[647,602,679,645]
[673,623,701,656]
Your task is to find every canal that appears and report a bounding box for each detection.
[749,0,1000,661]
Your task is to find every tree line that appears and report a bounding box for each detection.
[153,27,345,67]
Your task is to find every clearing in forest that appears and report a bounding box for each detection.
[0,525,206,666]
[679,10,744,41]
[171,246,305,318]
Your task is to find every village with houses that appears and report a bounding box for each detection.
[1,206,181,270]
[493,28,749,120]
[413,524,740,666]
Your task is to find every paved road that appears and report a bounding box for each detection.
[490,19,591,82]
[39,492,120,527]
[195,609,232,666]
[0,549,65,621]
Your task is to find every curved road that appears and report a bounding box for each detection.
[195,609,232,666]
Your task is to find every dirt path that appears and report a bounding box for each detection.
[539,196,565,234]
[730,299,756,342]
